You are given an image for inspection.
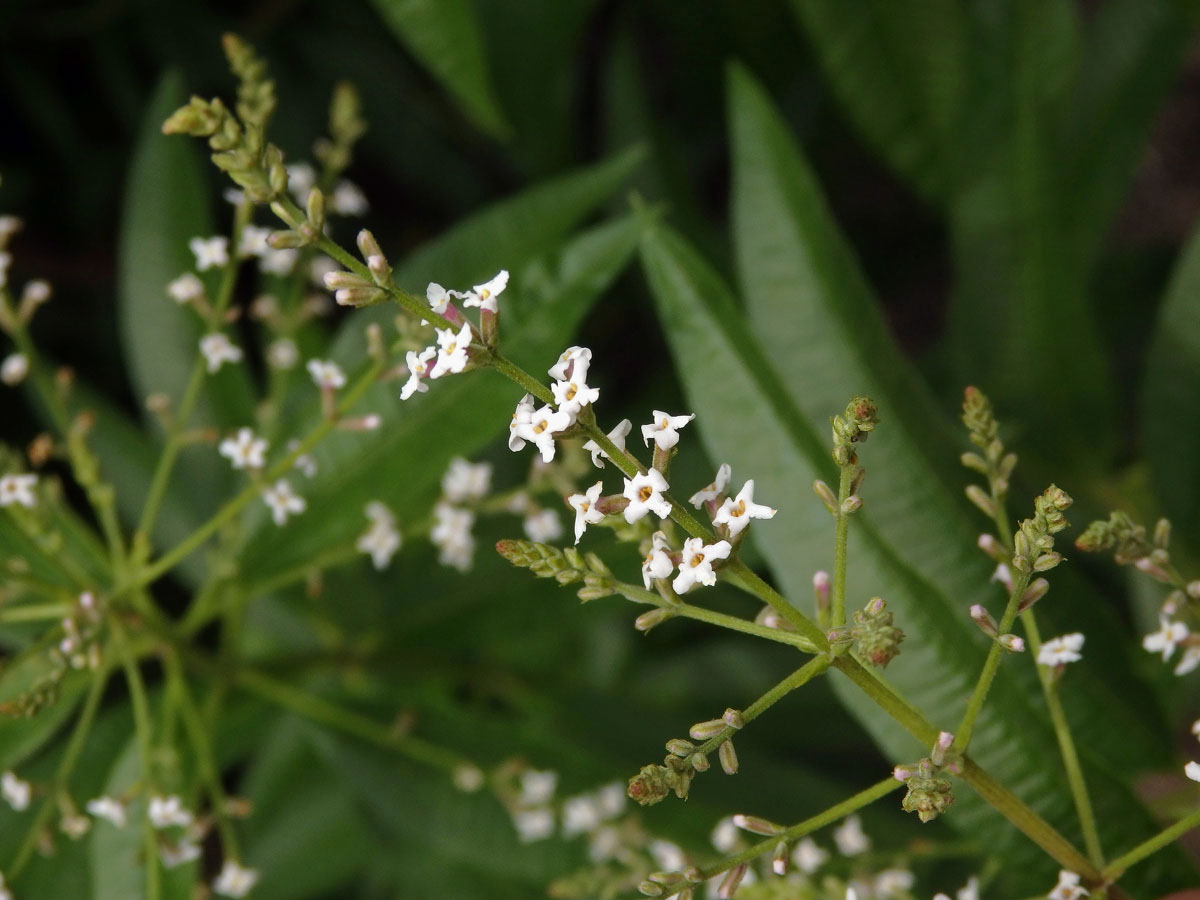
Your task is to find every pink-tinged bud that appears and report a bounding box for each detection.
[723,708,744,729]
[717,864,747,899]
[772,840,789,875]
[840,494,863,514]
[367,254,390,283]
[813,480,837,513]
[1135,557,1174,583]
[691,753,709,772]
[689,719,726,741]
[893,764,916,782]
[931,731,954,766]
[813,570,831,603]
[864,596,886,616]
[969,604,998,636]
[1018,578,1049,613]
[732,814,782,836]
[826,626,854,645]
[684,866,703,884]
[997,633,1025,652]
[990,563,1014,592]
[666,739,695,757]
[718,740,738,775]
[977,533,1007,561]
[635,608,672,633]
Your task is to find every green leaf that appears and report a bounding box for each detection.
[369,0,510,139]
[1143,218,1200,544]
[117,71,256,521]
[0,640,89,770]
[640,211,1195,893]
[238,213,642,584]
[89,738,145,900]
[787,0,969,200]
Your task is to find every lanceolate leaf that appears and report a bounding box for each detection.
[238,214,642,583]
[640,216,1194,894]
[369,0,510,139]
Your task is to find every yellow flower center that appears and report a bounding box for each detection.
[689,553,705,567]
[638,485,654,502]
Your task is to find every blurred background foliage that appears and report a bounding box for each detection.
[3,0,1200,897]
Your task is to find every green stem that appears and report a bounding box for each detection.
[953,568,1031,752]
[8,663,111,879]
[832,464,853,628]
[0,602,73,623]
[692,656,830,757]
[611,582,818,653]
[688,777,901,886]
[164,651,239,859]
[1103,807,1200,881]
[1022,610,1104,867]
[112,619,162,900]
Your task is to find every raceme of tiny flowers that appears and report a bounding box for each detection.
[1037,632,1084,667]
[219,428,267,470]
[262,479,306,526]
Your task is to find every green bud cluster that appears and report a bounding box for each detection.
[495,540,614,601]
[1075,510,1155,564]
[900,758,955,823]
[960,386,1017,516]
[627,757,694,806]
[316,81,368,177]
[0,662,66,718]
[830,396,878,466]
[222,33,276,130]
[1011,485,1072,574]
[852,597,904,668]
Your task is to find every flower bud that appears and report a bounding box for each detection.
[965,484,995,517]
[718,740,738,775]
[627,764,672,806]
[893,764,917,782]
[772,840,789,875]
[306,187,326,231]
[813,480,837,513]
[732,814,783,836]
[367,254,391,285]
[1154,517,1172,549]
[1187,580,1200,600]
[997,633,1025,652]
[930,731,954,767]
[1017,578,1049,613]
[1032,551,1063,572]
[689,719,726,740]
[977,533,1007,561]
[690,753,709,772]
[722,708,744,729]
[841,494,863,514]
[638,881,663,897]
[969,604,998,636]
[717,864,747,899]
[1134,556,1173,583]
[636,608,673,633]
[666,739,695,757]
[812,570,831,613]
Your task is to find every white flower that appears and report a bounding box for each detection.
[189,236,229,271]
[641,531,674,589]
[832,814,870,856]
[562,795,601,837]
[523,508,562,543]
[874,869,914,897]
[509,393,536,451]
[594,782,625,819]
[956,877,980,900]
[991,562,1013,592]
[442,457,492,503]
[1175,645,1200,676]
[513,807,555,843]
[713,480,776,536]
[237,225,272,258]
[552,370,600,420]
[0,214,22,239]
[515,405,571,463]
[649,839,686,872]
[166,273,204,304]
[1038,632,1084,667]
[86,796,127,828]
[61,812,90,839]
[213,859,259,898]
[589,826,621,862]
[582,419,631,468]
[463,269,508,313]
[286,163,317,202]
[1143,616,1189,661]
[357,503,401,570]
[309,256,338,287]
[199,333,244,374]
[1,353,28,386]
[284,439,317,478]
[262,479,306,526]
[148,795,194,829]
[266,337,299,370]
[453,765,485,793]
[672,538,732,594]
[431,501,475,571]
[622,469,672,523]
[548,345,592,381]
[331,179,368,216]
[568,482,606,544]
[710,817,739,853]
[160,839,202,868]
[260,247,298,276]
[0,474,38,509]
[791,837,828,873]
[400,347,436,400]
[1,772,30,811]
[219,428,267,470]
[1186,761,1200,782]
[519,769,558,805]
[430,322,474,378]
[690,463,731,508]
[307,358,346,390]
[426,283,463,315]
[641,410,695,451]
[1048,869,1089,900]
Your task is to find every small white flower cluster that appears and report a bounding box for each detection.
[307,358,346,390]
[1143,615,1200,676]
[1,771,30,811]
[932,877,979,900]
[428,457,491,572]
[283,162,369,217]
[220,428,268,470]
[509,768,626,846]
[357,501,401,570]
[395,271,509,401]
[0,473,37,509]
[148,794,203,869]
[1047,869,1089,900]
[509,346,598,463]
